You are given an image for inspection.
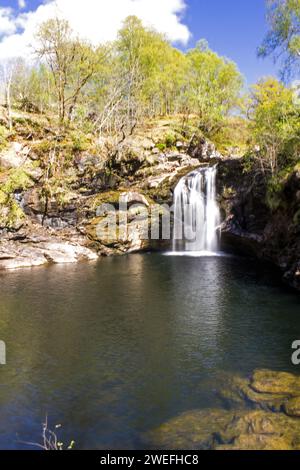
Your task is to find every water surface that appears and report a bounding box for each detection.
[0,253,299,449]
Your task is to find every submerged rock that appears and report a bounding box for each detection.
[146,369,300,450]
[146,408,300,451]
[284,397,300,418]
[145,409,233,450]
[218,374,288,412]
[217,434,292,451]
[251,369,300,396]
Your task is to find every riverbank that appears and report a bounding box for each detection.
[0,112,299,291]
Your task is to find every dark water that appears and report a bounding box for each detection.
[0,253,299,449]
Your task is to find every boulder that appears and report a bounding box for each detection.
[0,143,30,169]
[0,239,98,270]
[145,409,233,450]
[284,397,300,418]
[41,242,98,264]
[218,374,288,412]
[146,369,300,450]
[217,433,292,450]
[145,408,300,450]
[251,369,300,396]
[119,192,149,207]
[0,254,47,270]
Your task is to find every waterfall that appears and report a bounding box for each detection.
[173,166,221,254]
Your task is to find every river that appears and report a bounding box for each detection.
[0,253,299,449]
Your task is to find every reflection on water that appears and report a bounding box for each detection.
[0,254,299,449]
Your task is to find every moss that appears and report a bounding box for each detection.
[70,131,91,152]
[242,152,256,173]
[156,143,166,152]
[0,168,33,194]
[223,186,236,198]
[0,125,9,152]
[165,132,177,148]
[6,200,25,227]
[31,140,52,158]
[146,369,300,450]
[212,117,251,155]
[266,166,295,211]
[0,194,26,229]
[0,168,33,229]
[89,190,123,210]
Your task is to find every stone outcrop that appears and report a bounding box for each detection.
[145,369,300,450]
[217,158,300,291]
[0,117,299,284]
[0,142,31,169]
[0,124,208,266]
[0,225,98,270]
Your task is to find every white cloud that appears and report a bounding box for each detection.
[0,0,191,60]
[18,0,27,9]
[0,8,18,36]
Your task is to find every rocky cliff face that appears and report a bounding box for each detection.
[0,118,204,267]
[217,158,300,291]
[0,117,299,292]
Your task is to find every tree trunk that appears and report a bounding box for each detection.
[5,79,13,132]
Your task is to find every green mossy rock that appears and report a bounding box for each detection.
[145,409,234,450]
[219,374,290,412]
[146,369,300,450]
[251,369,300,396]
[146,408,300,451]
[284,397,300,418]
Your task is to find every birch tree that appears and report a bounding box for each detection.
[259,0,300,79]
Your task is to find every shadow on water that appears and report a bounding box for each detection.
[0,253,299,449]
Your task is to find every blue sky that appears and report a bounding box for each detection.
[0,0,279,85]
[183,0,278,85]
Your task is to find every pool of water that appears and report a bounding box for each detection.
[0,253,299,449]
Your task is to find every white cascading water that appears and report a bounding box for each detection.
[173,166,221,254]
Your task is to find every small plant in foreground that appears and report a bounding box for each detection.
[21,416,75,450]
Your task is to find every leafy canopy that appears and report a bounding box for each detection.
[259,0,300,79]
[249,77,300,174]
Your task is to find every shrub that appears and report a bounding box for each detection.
[0,125,9,152]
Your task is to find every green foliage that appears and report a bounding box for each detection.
[70,131,91,152]
[84,16,243,137]
[184,45,244,135]
[266,174,286,210]
[35,17,106,124]
[212,117,250,155]
[259,0,300,79]
[31,141,53,160]
[249,78,300,175]
[0,125,9,151]
[0,168,33,228]
[266,163,298,210]
[164,133,177,148]
[156,143,166,152]
[1,168,32,194]
[242,152,257,173]
[0,14,244,142]
[11,60,55,113]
